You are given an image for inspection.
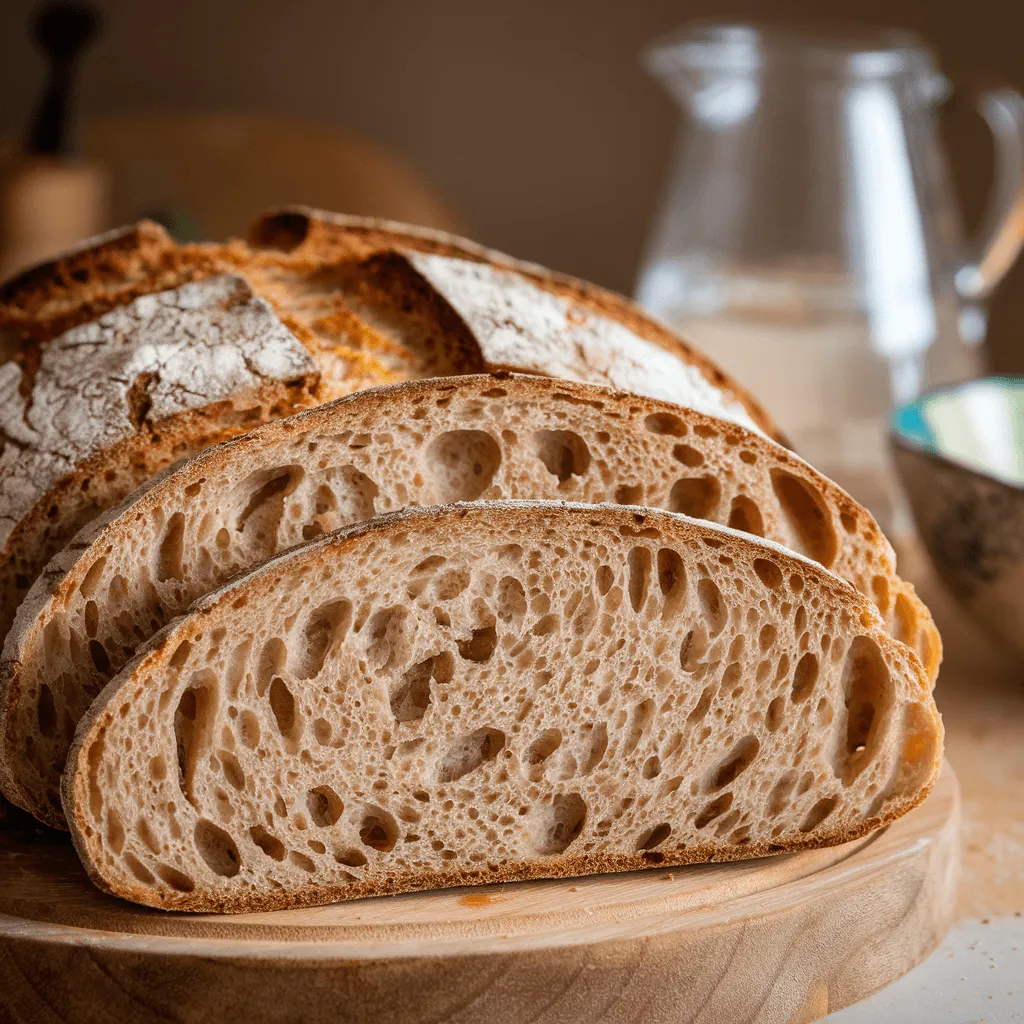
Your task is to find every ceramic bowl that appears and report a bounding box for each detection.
[891,376,1024,661]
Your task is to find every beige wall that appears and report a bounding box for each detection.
[1,0,1021,371]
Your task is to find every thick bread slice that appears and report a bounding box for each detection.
[0,374,939,828]
[0,214,782,651]
[63,501,943,914]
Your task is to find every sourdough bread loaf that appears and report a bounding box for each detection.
[63,501,942,914]
[0,374,938,827]
[0,212,783,647]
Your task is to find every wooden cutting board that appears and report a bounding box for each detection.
[0,765,958,1024]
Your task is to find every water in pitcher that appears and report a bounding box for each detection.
[639,263,982,537]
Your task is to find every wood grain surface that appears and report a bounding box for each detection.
[0,765,958,1024]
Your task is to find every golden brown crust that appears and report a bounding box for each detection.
[249,207,786,444]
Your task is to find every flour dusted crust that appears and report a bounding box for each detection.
[402,253,760,431]
[0,275,315,551]
[0,275,320,642]
[62,501,942,914]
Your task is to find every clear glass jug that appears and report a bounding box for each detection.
[636,24,1024,535]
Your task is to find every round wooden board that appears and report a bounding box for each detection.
[0,765,959,1024]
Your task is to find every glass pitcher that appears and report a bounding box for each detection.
[636,24,1024,536]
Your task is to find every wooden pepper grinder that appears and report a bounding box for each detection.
[0,1,108,279]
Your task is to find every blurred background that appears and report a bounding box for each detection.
[0,0,1020,374]
[2,0,1024,570]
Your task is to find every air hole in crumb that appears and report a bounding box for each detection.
[800,795,838,832]
[615,483,644,505]
[436,728,505,783]
[623,699,654,756]
[79,556,107,598]
[156,513,186,582]
[728,496,764,537]
[644,412,686,436]
[643,755,661,779]
[627,547,652,613]
[835,636,891,785]
[656,548,686,616]
[238,710,261,749]
[708,735,760,791]
[256,637,286,697]
[840,510,858,533]
[791,652,820,704]
[366,606,410,673]
[770,470,838,568]
[638,822,671,850]
[532,614,559,637]
[525,729,562,767]
[88,639,111,674]
[753,558,783,591]
[307,785,344,827]
[426,430,501,501]
[596,565,614,595]
[220,751,245,790]
[169,640,192,670]
[390,656,442,722]
[269,677,299,740]
[194,819,241,877]
[767,770,798,817]
[154,863,195,892]
[766,695,786,732]
[695,792,733,829]
[529,793,587,854]
[359,807,398,852]
[290,852,316,872]
[106,808,125,854]
[250,825,285,860]
[534,429,591,483]
[457,624,497,662]
[581,722,608,774]
[697,578,727,635]
[293,599,351,679]
[679,627,708,671]
[871,575,891,616]
[672,444,704,467]
[496,576,527,622]
[235,466,304,551]
[174,678,215,805]
[124,852,154,884]
[335,848,368,867]
[669,476,721,519]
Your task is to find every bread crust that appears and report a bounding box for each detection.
[248,206,783,442]
[0,213,790,662]
[63,501,942,914]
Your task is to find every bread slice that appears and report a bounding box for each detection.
[0,374,939,828]
[0,213,782,650]
[62,501,942,914]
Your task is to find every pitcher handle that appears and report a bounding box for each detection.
[955,88,1024,301]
